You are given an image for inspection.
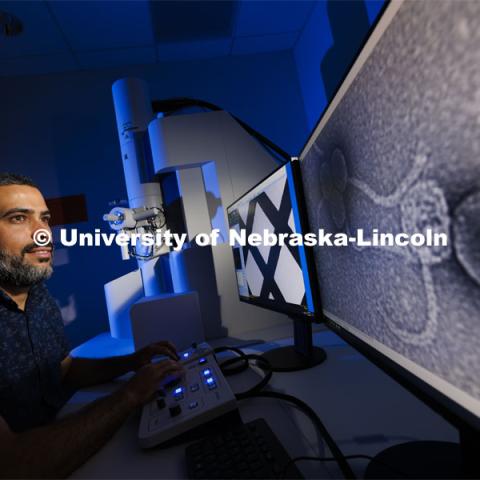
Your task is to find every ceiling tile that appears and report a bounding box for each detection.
[232,32,298,56]
[0,1,70,59]
[157,38,232,62]
[151,1,236,42]
[0,53,76,77]
[76,47,156,70]
[235,0,315,37]
[47,0,154,51]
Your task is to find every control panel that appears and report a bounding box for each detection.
[138,342,237,448]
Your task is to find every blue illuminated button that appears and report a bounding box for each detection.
[190,383,200,392]
[173,387,184,400]
[182,352,190,359]
[189,401,199,410]
[198,357,207,365]
[202,369,212,377]
[206,377,217,390]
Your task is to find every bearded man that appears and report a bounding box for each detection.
[0,173,183,478]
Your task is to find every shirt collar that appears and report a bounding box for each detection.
[0,283,44,311]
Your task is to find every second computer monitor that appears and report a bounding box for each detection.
[227,161,326,371]
[227,161,317,320]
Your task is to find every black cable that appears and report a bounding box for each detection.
[217,352,250,375]
[214,346,249,375]
[233,354,272,398]
[213,347,273,395]
[282,454,409,479]
[213,346,247,356]
[213,347,354,478]
[238,390,356,479]
[151,97,291,164]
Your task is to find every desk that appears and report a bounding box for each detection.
[66,327,457,478]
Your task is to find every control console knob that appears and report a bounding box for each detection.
[169,405,182,417]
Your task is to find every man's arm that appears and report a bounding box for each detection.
[61,341,179,390]
[0,360,183,479]
[61,355,135,390]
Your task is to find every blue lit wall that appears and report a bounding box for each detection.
[0,51,308,348]
[0,0,385,349]
[294,0,385,135]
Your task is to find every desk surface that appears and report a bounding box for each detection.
[66,327,457,479]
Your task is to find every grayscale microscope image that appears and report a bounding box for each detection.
[301,0,480,401]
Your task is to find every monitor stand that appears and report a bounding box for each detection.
[365,425,480,479]
[260,317,326,372]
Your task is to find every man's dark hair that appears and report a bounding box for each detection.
[0,172,38,189]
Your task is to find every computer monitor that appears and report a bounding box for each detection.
[299,0,479,475]
[227,161,326,371]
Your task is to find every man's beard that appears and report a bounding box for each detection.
[0,244,53,288]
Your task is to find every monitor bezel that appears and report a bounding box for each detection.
[226,160,323,323]
[297,0,480,432]
[324,316,480,431]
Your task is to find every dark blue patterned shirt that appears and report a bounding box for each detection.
[0,282,70,432]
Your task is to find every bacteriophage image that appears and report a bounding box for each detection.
[300,0,480,401]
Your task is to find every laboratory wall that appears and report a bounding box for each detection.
[0,50,308,347]
[294,0,385,133]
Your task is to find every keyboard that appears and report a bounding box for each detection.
[185,418,304,479]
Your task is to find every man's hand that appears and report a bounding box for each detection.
[122,360,184,407]
[61,341,180,391]
[131,341,179,371]
[0,358,183,479]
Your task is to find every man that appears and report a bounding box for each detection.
[0,172,184,478]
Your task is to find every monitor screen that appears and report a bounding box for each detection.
[300,0,480,428]
[227,162,316,318]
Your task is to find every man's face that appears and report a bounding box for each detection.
[0,185,53,288]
